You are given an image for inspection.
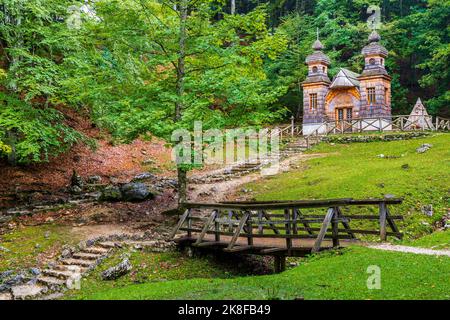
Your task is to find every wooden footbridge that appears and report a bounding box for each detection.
[170,198,403,272]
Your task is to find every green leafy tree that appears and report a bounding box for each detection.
[0,0,89,164]
[59,0,288,205]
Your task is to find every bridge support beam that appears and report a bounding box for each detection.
[274,256,286,273]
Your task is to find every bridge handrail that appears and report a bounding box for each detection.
[184,197,402,210]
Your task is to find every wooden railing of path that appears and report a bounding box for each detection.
[279,115,450,139]
[170,198,403,272]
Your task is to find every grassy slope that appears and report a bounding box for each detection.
[403,230,450,249]
[0,224,79,272]
[244,133,450,238]
[71,246,450,300]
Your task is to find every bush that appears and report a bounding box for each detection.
[322,132,431,144]
[0,92,89,164]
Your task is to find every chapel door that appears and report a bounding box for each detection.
[335,107,353,132]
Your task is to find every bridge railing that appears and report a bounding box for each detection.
[170,198,403,255]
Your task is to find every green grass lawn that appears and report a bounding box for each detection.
[68,246,450,300]
[243,133,450,238]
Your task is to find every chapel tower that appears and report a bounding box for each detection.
[301,37,331,134]
[358,30,392,118]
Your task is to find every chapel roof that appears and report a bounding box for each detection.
[329,68,360,89]
[306,38,330,65]
[362,30,388,57]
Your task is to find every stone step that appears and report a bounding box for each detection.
[98,242,117,249]
[38,292,65,300]
[231,168,255,173]
[53,264,86,273]
[42,269,78,280]
[0,292,12,300]
[82,246,109,254]
[73,252,103,260]
[11,284,47,300]
[60,258,96,267]
[37,276,66,287]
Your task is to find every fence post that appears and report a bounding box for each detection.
[291,116,295,137]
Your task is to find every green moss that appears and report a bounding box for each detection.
[0,224,80,272]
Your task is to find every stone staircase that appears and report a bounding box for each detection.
[191,135,322,183]
[0,232,174,300]
[231,135,322,172]
[2,242,114,300]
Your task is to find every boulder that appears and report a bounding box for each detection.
[133,173,155,181]
[101,258,132,280]
[100,185,123,202]
[416,143,432,153]
[87,175,102,184]
[120,183,154,202]
[70,170,84,188]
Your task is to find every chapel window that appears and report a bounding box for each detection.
[367,87,376,104]
[309,93,318,111]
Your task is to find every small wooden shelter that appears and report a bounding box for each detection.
[406,98,434,130]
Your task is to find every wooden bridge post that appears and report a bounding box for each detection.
[291,116,295,137]
[214,210,220,242]
[195,210,217,245]
[246,211,253,246]
[379,202,387,241]
[292,208,298,235]
[169,209,191,239]
[274,256,286,273]
[312,207,335,253]
[258,210,263,235]
[331,207,339,248]
[284,209,292,252]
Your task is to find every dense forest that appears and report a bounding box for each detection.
[0,0,449,165]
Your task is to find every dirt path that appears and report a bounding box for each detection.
[70,224,142,241]
[368,243,450,257]
[189,153,325,202]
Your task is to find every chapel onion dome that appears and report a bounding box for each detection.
[361,30,388,57]
[306,39,331,65]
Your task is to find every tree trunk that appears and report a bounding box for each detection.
[176,0,188,208]
[6,130,17,166]
[175,0,187,121]
[231,0,236,15]
[177,167,188,206]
